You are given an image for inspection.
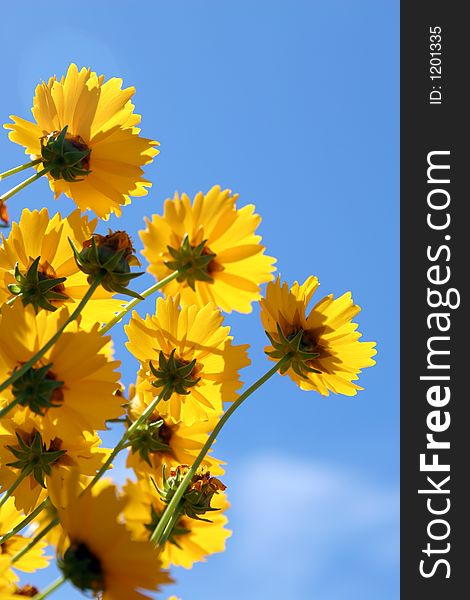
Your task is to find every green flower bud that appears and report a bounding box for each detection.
[69,230,144,299]
[158,465,226,522]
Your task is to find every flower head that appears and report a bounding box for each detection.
[70,229,143,299]
[4,64,158,218]
[0,303,123,439]
[159,465,226,521]
[125,295,250,425]
[48,472,171,599]
[126,385,224,476]
[0,415,110,514]
[140,185,276,313]
[260,276,377,395]
[123,477,231,569]
[0,209,124,326]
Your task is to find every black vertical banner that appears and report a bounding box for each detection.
[401,3,468,598]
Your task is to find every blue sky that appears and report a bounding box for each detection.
[0,1,399,598]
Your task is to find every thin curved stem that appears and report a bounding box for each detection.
[0,468,30,509]
[100,270,180,335]
[13,386,171,562]
[10,517,59,565]
[84,386,169,492]
[0,166,52,202]
[0,275,104,413]
[0,158,42,181]
[10,518,59,564]
[33,576,66,600]
[0,498,50,546]
[150,357,289,545]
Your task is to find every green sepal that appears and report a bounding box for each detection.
[265,324,322,379]
[149,350,200,400]
[164,233,216,291]
[11,363,64,415]
[6,431,67,487]
[8,257,67,312]
[40,126,92,183]
[69,236,143,299]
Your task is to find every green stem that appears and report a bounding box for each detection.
[159,507,182,547]
[11,517,59,565]
[150,357,289,545]
[84,386,169,492]
[0,275,104,413]
[0,498,50,546]
[33,576,66,600]
[0,468,30,509]
[100,270,180,335]
[9,385,170,563]
[0,166,52,203]
[0,158,42,181]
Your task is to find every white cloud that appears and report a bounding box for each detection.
[226,453,399,599]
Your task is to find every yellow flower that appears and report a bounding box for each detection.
[48,472,171,600]
[4,63,158,218]
[126,385,224,476]
[0,415,110,514]
[0,303,123,439]
[123,477,231,569]
[125,295,250,425]
[140,185,276,313]
[0,208,124,325]
[260,276,377,395]
[0,497,49,589]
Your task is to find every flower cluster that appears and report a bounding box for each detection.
[0,64,376,599]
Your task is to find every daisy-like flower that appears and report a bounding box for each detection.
[0,415,110,514]
[0,497,49,590]
[123,477,231,569]
[4,63,158,218]
[140,185,276,313]
[260,276,377,395]
[0,208,124,325]
[0,303,123,439]
[48,472,171,600]
[125,295,250,425]
[126,385,224,476]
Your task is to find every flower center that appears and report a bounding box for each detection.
[59,542,105,593]
[40,125,91,182]
[7,256,68,312]
[164,233,222,290]
[128,417,174,466]
[6,430,67,486]
[11,364,64,415]
[149,349,200,400]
